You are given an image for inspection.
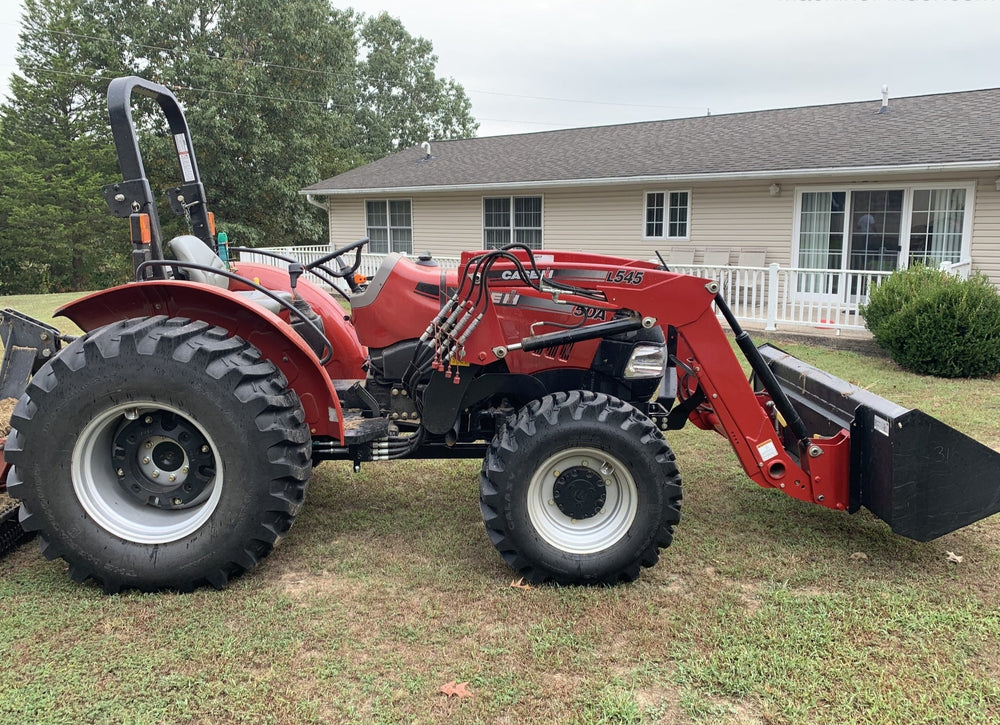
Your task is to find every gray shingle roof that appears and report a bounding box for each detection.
[303,88,1000,194]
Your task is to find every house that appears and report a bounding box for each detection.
[301,88,1000,290]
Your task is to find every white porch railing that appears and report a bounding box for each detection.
[236,245,462,292]
[671,263,893,332]
[239,247,971,334]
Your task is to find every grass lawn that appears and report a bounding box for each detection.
[2,293,1000,724]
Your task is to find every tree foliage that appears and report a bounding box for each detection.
[137,0,360,247]
[353,13,477,160]
[0,1,478,293]
[0,0,141,293]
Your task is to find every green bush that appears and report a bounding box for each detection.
[861,266,1000,378]
[860,265,942,338]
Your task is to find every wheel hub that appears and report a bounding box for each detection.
[552,466,607,520]
[112,411,215,509]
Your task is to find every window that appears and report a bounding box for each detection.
[644,191,690,239]
[794,184,972,298]
[366,199,412,254]
[484,196,542,249]
[908,188,966,266]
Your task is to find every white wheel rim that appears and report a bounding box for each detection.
[526,446,638,555]
[72,401,224,544]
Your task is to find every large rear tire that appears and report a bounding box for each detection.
[480,390,681,585]
[4,316,312,592]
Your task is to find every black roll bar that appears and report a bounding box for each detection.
[102,76,213,277]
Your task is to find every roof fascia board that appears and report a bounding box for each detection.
[302,160,1000,196]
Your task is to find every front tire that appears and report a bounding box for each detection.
[480,391,681,585]
[4,316,312,592]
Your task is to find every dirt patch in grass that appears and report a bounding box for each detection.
[2,398,15,512]
[0,397,16,436]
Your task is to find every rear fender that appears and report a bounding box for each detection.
[57,282,345,442]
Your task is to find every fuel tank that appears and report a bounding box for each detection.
[350,253,450,349]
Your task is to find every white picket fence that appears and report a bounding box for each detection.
[239,246,971,334]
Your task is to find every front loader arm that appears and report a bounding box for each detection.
[600,273,852,512]
[425,249,998,540]
[452,255,852,512]
[672,303,851,510]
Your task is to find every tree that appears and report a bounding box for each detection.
[139,0,360,247]
[0,0,140,293]
[0,1,478,292]
[353,13,477,162]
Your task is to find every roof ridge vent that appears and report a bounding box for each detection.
[877,85,889,114]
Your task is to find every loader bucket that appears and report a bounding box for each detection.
[757,343,1000,541]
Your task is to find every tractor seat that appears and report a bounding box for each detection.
[167,235,291,315]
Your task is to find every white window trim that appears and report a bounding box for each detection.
[365,198,413,254]
[482,194,544,250]
[790,181,975,274]
[642,190,691,241]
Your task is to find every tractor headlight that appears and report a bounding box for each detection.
[624,344,667,379]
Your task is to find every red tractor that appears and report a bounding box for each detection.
[2,77,998,593]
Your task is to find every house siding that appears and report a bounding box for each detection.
[323,171,1000,285]
[972,172,1000,284]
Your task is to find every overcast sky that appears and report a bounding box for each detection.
[1,0,998,137]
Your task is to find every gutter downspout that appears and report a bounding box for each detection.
[305,193,327,211]
[305,193,334,246]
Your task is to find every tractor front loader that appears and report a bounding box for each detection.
[2,76,999,593]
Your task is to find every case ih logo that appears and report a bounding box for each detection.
[498,269,554,281]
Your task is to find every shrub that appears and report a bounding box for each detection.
[860,265,943,340]
[861,266,1000,378]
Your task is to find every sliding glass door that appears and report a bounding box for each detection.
[795,184,971,301]
[848,189,903,273]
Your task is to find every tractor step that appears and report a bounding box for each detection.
[341,411,391,445]
[758,343,1000,541]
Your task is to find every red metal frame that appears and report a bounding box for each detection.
[450,250,853,512]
